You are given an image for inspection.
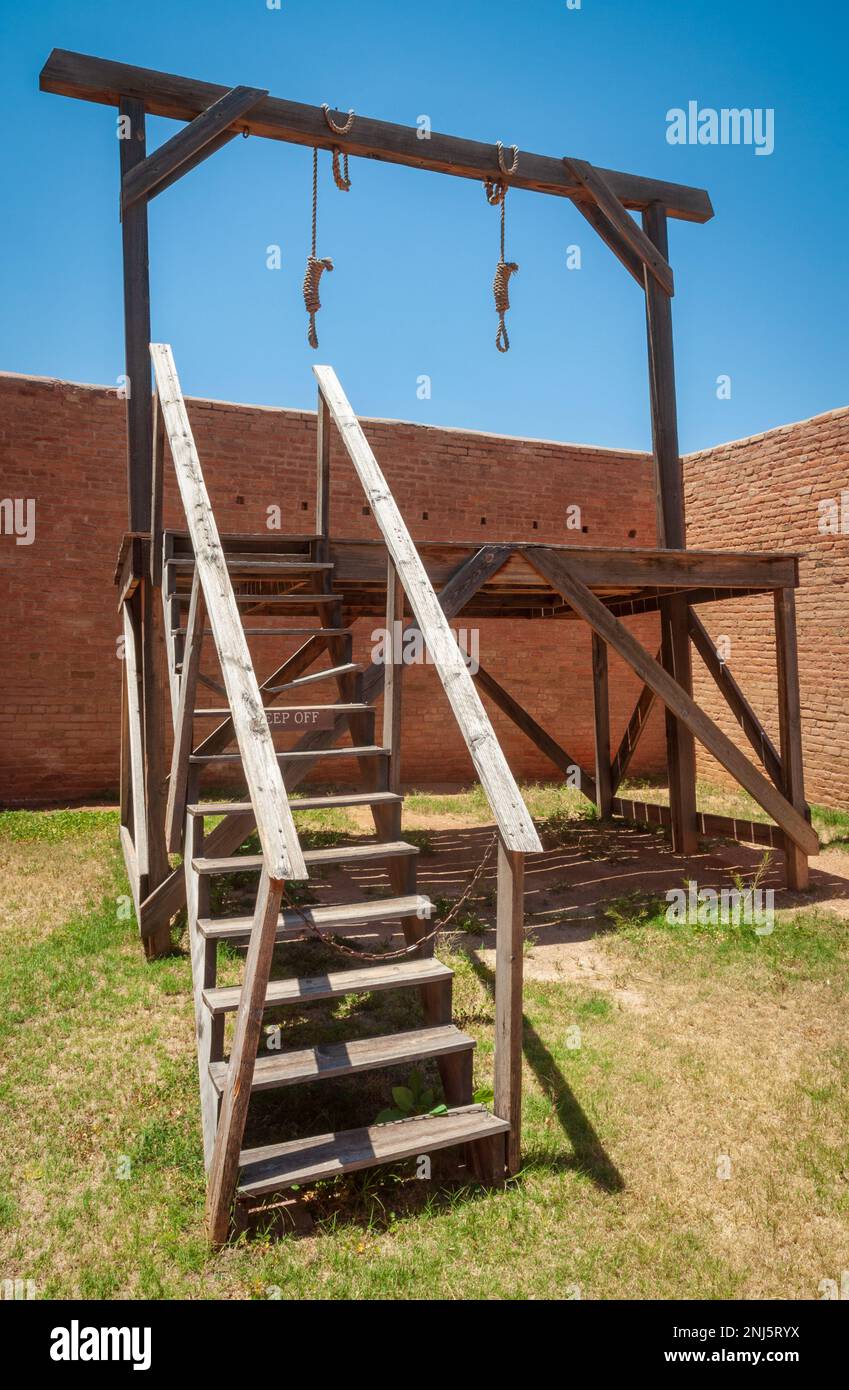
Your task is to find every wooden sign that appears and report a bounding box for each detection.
[266,708,337,731]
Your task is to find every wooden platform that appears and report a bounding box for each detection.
[117,531,799,621]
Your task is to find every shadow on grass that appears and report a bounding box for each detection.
[465,953,624,1195]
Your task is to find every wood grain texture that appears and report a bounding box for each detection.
[206,870,283,1244]
[314,365,540,855]
[591,633,613,816]
[565,158,674,294]
[41,49,713,222]
[237,1105,511,1197]
[121,84,267,210]
[165,570,206,851]
[150,343,306,881]
[494,842,525,1176]
[774,587,811,890]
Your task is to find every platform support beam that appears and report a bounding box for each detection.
[591,633,613,817]
[642,201,698,856]
[774,587,810,891]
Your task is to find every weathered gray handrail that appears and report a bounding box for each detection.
[151,343,307,881]
[313,364,541,856]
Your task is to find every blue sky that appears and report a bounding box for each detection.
[1,0,847,452]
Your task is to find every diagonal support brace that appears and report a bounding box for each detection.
[564,157,675,295]
[121,84,268,213]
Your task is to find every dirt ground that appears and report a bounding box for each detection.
[313,810,849,1007]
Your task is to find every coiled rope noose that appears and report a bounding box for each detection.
[303,147,334,349]
[485,142,520,352]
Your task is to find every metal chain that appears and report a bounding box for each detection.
[280,830,499,962]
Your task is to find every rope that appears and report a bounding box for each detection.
[280,830,499,962]
[322,104,355,191]
[303,147,334,349]
[484,141,519,203]
[493,184,518,353]
[497,139,520,174]
[482,141,520,351]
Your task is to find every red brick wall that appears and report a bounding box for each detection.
[684,407,849,811]
[0,372,665,806]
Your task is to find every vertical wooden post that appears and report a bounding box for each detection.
[150,391,165,587]
[315,391,331,559]
[119,101,172,951]
[494,840,525,1176]
[207,869,284,1245]
[118,97,153,533]
[383,557,404,795]
[642,201,698,856]
[184,773,223,1169]
[774,587,810,890]
[591,632,612,817]
[165,572,206,852]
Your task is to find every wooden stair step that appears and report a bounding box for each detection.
[192,839,418,875]
[229,594,340,605]
[175,626,350,639]
[209,1023,474,1095]
[168,558,333,572]
[198,893,431,942]
[237,1105,509,1197]
[192,703,372,717]
[189,744,387,765]
[187,790,403,816]
[203,956,453,1016]
[264,661,364,693]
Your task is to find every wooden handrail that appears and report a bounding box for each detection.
[150,343,307,881]
[313,364,541,856]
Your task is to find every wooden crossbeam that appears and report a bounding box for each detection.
[525,549,819,857]
[688,610,784,791]
[40,49,714,223]
[121,84,268,212]
[473,662,597,804]
[610,654,660,794]
[565,158,675,295]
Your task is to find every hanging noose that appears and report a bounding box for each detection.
[484,142,520,351]
[303,148,334,349]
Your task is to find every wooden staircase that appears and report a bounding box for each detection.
[170,528,509,1241]
[124,344,539,1244]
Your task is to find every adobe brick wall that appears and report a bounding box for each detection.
[684,407,849,811]
[0,372,665,806]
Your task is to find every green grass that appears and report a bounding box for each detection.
[1,803,848,1300]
